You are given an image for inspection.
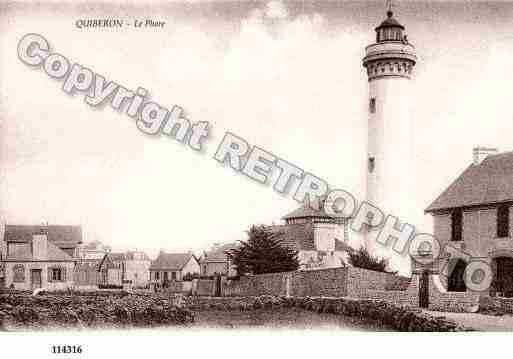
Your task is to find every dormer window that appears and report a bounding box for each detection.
[369,98,376,113]
[368,157,375,173]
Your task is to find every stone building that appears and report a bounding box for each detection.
[150,252,200,289]
[123,251,151,288]
[198,243,238,277]
[271,201,352,269]
[89,250,151,289]
[98,252,124,288]
[426,148,513,296]
[0,224,82,291]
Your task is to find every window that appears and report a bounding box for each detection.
[155,271,159,280]
[12,264,25,282]
[164,272,169,281]
[51,268,62,281]
[451,210,463,241]
[368,157,375,173]
[171,272,177,280]
[48,267,65,282]
[369,98,376,113]
[497,205,510,238]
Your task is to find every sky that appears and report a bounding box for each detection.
[1,1,513,273]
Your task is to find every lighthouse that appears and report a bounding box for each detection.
[362,8,417,251]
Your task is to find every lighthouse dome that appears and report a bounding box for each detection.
[375,11,406,42]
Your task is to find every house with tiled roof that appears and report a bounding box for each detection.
[272,200,352,269]
[198,243,239,277]
[98,252,124,288]
[426,148,513,296]
[0,224,82,291]
[97,250,151,289]
[150,252,199,289]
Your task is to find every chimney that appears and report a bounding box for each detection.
[32,231,48,260]
[473,146,498,165]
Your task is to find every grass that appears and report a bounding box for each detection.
[190,307,394,330]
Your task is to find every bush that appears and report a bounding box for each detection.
[347,247,396,274]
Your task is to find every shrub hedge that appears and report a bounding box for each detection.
[0,292,194,330]
[185,295,471,331]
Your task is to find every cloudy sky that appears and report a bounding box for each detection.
[1,0,513,272]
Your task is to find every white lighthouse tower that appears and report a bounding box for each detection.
[362,7,417,251]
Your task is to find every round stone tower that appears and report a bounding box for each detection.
[362,9,417,249]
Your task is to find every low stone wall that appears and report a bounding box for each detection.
[184,296,471,331]
[346,268,418,307]
[224,272,288,297]
[427,275,481,313]
[218,267,481,312]
[479,296,513,314]
[290,268,348,297]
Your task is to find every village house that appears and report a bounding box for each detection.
[426,148,513,296]
[0,224,82,291]
[76,250,151,290]
[199,243,238,277]
[150,252,199,289]
[73,258,101,290]
[123,251,151,288]
[270,200,352,269]
[98,252,124,288]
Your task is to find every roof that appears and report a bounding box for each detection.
[268,223,315,251]
[4,225,82,246]
[150,252,195,271]
[282,201,339,220]
[107,252,126,261]
[376,11,404,30]
[268,223,351,252]
[75,258,101,271]
[124,251,150,261]
[200,243,239,263]
[426,152,513,213]
[3,239,73,262]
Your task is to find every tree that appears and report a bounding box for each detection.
[227,225,299,276]
[347,247,396,274]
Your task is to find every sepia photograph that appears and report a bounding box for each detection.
[1,0,513,357]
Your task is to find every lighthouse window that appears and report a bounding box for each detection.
[369,98,376,113]
[368,157,375,173]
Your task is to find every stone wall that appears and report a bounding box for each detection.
[223,272,288,297]
[428,275,481,312]
[479,296,513,314]
[213,267,481,312]
[290,268,348,297]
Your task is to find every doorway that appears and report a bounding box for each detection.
[447,259,467,292]
[31,269,42,290]
[494,257,513,297]
[419,271,429,308]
